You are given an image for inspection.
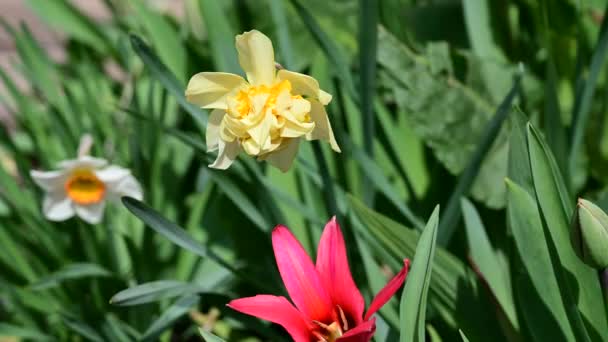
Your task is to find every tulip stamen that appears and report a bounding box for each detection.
[313,320,343,342]
[337,305,349,331]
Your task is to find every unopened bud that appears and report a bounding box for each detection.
[571,198,608,269]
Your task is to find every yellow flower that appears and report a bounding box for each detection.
[185,30,340,172]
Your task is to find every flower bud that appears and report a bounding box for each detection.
[571,198,608,269]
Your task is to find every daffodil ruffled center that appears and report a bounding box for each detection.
[233,79,296,118]
[64,169,105,205]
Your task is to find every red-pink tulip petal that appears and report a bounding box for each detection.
[227,295,311,342]
[316,216,365,325]
[337,317,376,342]
[364,259,410,321]
[272,225,333,322]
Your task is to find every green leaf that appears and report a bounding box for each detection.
[527,123,607,340]
[349,195,503,341]
[129,34,207,128]
[378,27,512,211]
[459,330,470,342]
[461,198,518,330]
[140,295,199,341]
[289,0,358,99]
[110,280,206,306]
[400,205,439,342]
[359,0,378,204]
[62,315,105,342]
[438,69,522,245]
[0,323,52,341]
[122,197,271,292]
[198,0,241,74]
[199,328,227,342]
[25,0,111,54]
[30,263,112,291]
[130,0,186,81]
[569,2,608,178]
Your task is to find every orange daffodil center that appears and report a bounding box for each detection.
[185,30,340,172]
[64,169,106,205]
[30,155,143,224]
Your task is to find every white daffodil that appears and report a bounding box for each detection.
[185,30,340,172]
[30,156,142,224]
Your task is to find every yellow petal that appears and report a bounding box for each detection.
[185,72,247,109]
[247,111,274,148]
[209,140,241,170]
[281,120,315,138]
[206,109,225,151]
[235,30,275,86]
[264,138,300,172]
[276,69,332,105]
[306,100,341,152]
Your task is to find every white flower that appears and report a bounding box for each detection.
[30,156,143,224]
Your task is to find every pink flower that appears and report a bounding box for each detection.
[228,217,410,342]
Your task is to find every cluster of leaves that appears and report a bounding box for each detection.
[1,0,608,341]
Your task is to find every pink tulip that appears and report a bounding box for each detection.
[228,217,410,342]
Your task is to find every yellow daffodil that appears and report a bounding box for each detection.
[185,30,340,172]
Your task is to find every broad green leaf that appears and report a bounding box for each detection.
[199,329,227,342]
[461,198,518,330]
[527,123,606,340]
[438,70,522,245]
[400,205,439,342]
[30,263,112,291]
[462,0,511,103]
[141,295,199,341]
[378,27,511,210]
[111,280,206,306]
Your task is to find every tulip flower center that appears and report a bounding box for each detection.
[312,306,350,342]
[64,169,105,205]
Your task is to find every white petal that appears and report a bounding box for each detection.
[209,140,241,170]
[59,156,107,170]
[30,169,68,192]
[95,166,131,184]
[264,138,300,172]
[206,109,226,151]
[276,69,332,105]
[185,72,247,109]
[306,101,341,152]
[42,193,75,221]
[235,30,275,85]
[75,202,106,224]
[112,174,144,201]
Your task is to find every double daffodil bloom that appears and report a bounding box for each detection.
[30,156,142,224]
[185,30,340,171]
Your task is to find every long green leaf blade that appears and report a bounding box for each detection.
[400,205,439,342]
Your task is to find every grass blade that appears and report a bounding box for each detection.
[400,205,439,342]
[359,0,378,204]
[110,280,206,306]
[140,295,199,341]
